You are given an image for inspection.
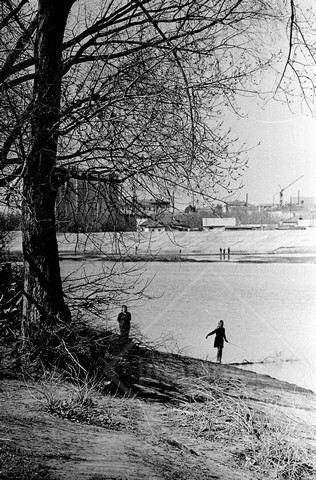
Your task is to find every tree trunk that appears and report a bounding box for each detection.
[21,0,74,339]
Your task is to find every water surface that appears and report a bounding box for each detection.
[61,260,316,392]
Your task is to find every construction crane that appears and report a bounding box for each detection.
[278,175,304,207]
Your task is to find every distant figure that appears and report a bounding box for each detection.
[223,248,226,259]
[227,247,230,259]
[117,305,131,338]
[206,320,228,363]
[219,248,222,259]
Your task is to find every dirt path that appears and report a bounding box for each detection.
[0,378,252,480]
[0,380,160,480]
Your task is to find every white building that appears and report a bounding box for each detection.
[202,218,236,230]
[298,218,315,228]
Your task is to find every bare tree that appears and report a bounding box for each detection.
[0,0,312,339]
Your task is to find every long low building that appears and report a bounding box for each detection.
[202,217,236,229]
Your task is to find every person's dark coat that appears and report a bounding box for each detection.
[117,310,131,337]
[209,326,227,349]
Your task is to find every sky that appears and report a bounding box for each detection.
[230,97,316,206]
[220,0,316,208]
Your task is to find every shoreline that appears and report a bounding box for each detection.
[5,229,316,264]
[5,251,316,264]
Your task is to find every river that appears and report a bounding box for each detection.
[61,259,316,392]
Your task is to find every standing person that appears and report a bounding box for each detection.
[117,305,131,339]
[206,320,228,363]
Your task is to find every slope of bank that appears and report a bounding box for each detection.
[6,228,316,260]
[1,349,316,480]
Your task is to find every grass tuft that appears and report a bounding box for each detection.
[34,369,139,431]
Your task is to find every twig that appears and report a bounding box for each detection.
[61,339,87,374]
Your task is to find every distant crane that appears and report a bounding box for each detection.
[278,175,304,207]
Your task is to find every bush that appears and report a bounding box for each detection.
[37,370,133,430]
[3,302,155,399]
[1,261,158,399]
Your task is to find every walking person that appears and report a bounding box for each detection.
[206,320,228,363]
[117,305,131,339]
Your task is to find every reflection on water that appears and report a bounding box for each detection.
[61,260,316,392]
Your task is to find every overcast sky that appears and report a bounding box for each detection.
[231,96,316,206]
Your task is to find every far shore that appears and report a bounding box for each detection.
[5,229,316,263]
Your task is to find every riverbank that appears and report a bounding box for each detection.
[6,229,316,262]
[1,348,316,480]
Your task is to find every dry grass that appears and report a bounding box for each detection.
[32,368,141,432]
[171,371,316,480]
[0,443,58,480]
[239,416,314,479]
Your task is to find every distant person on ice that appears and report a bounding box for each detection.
[206,320,228,363]
[117,305,131,339]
